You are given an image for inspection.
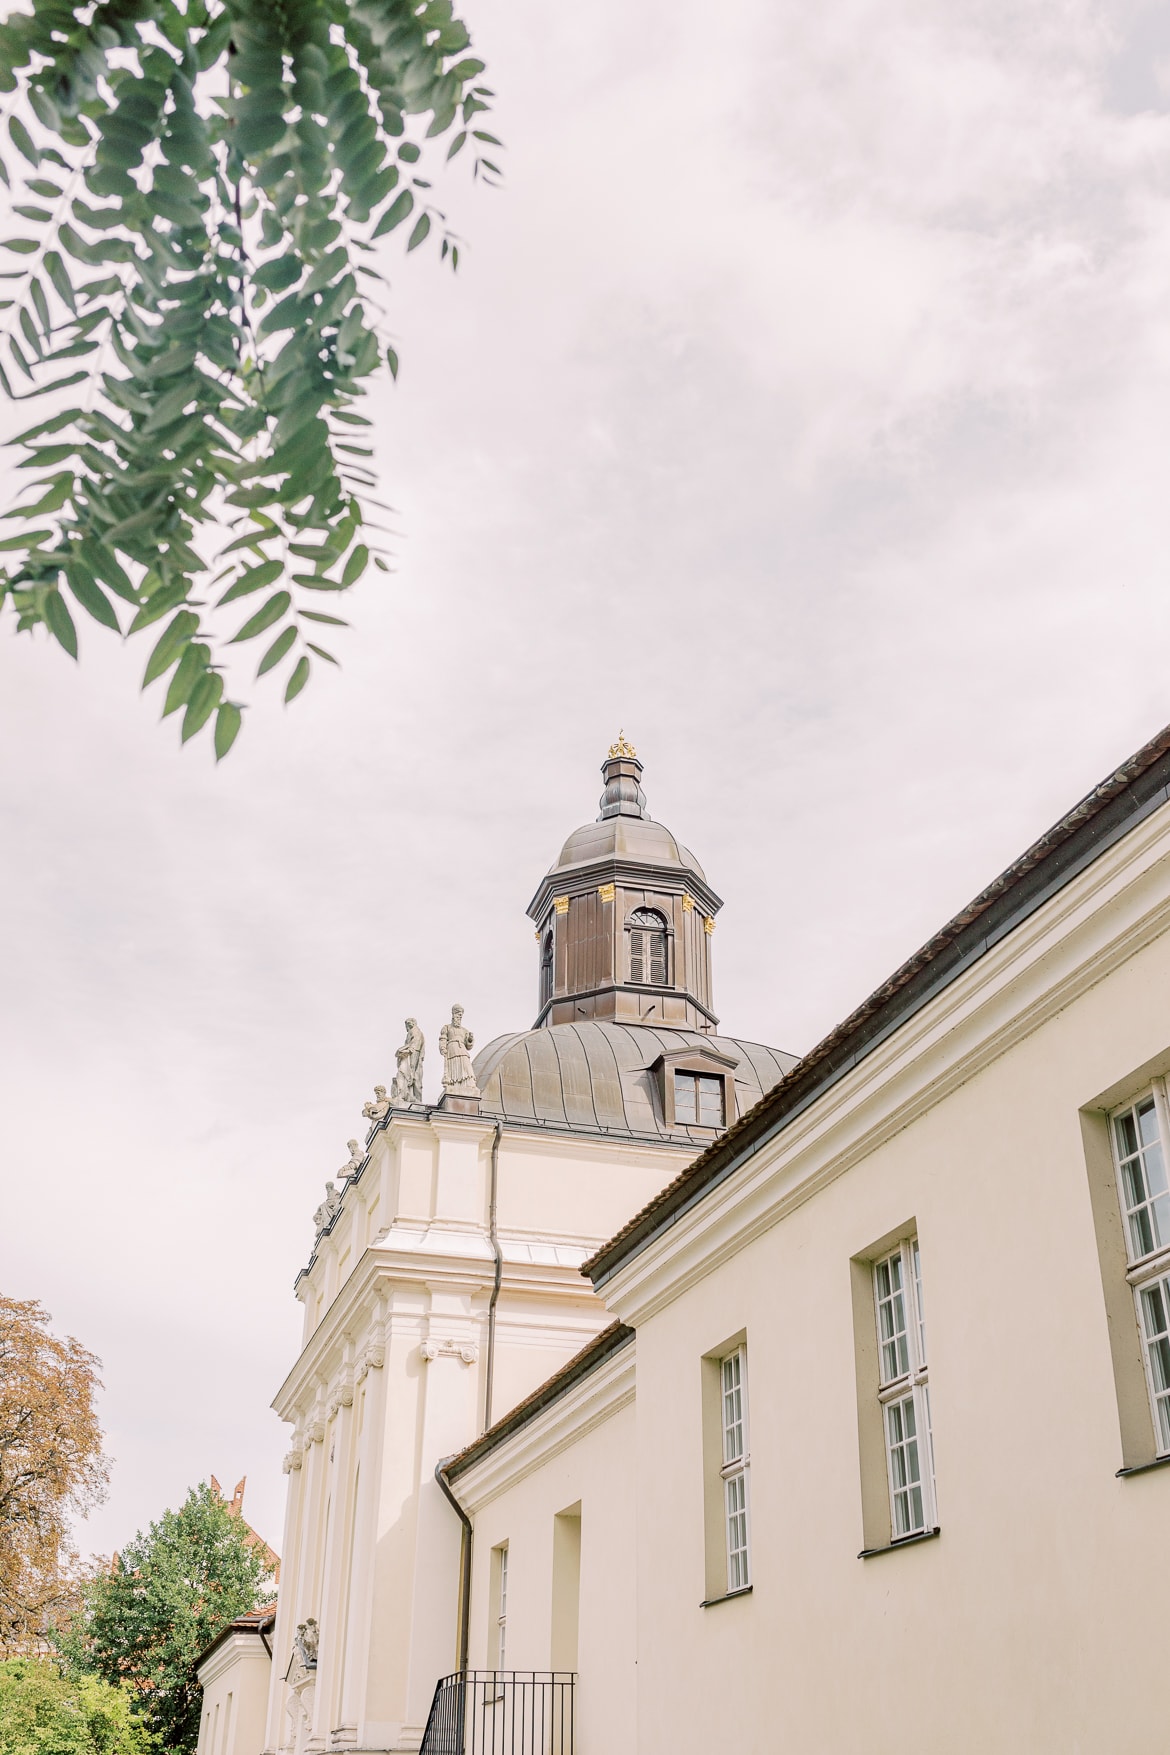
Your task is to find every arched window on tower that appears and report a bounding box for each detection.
[628,908,668,986]
[540,930,554,1010]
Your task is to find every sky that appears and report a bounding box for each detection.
[3,0,1170,1561]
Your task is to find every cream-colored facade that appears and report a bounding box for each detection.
[445,723,1170,1753]
[200,723,1170,1755]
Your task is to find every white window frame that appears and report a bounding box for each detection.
[873,1240,936,1540]
[719,1345,751,1591]
[1110,1081,1170,1457]
[674,1070,725,1128]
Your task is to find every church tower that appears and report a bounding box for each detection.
[527,735,722,1032]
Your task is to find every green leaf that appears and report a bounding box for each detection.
[214,702,243,761]
[43,589,78,658]
[372,189,413,237]
[299,610,348,626]
[142,610,199,686]
[257,625,297,676]
[217,559,285,606]
[163,643,211,717]
[65,563,120,631]
[406,213,432,252]
[306,642,338,664]
[8,118,39,167]
[230,590,292,643]
[182,671,223,741]
[341,544,369,586]
[284,656,310,702]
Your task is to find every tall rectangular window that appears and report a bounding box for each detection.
[488,1542,509,1672]
[873,1241,936,1540]
[497,1543,508,1671]
[1111,1084,1170,1456]
[720,1346,750,1591]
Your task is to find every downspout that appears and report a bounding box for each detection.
[483,1119,504,1432]
[435,1458,472,1674]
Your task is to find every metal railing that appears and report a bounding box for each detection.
[420,1670,576,1755]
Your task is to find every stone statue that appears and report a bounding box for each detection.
[293,1618,319,1669]
[312,1182,343,1234]
[341,1139,363,1176]
[439,1004,480,1097]
[362,1083,390,1122]
[390,1018,425,1106]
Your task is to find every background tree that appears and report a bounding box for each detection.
[0,1295,109,1654]
[62,1483,270,1752]
[0,1656,156,1755]
[0,0,499,754]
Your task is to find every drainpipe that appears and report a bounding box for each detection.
[435,1458,472,1674]
[483,1120,504,1432]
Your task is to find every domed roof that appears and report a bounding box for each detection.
[473,1021,797,1143]
[544,734,707,882]
[551,815,706,882]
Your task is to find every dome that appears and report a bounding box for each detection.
[473,1020,797,1143]
[551,815,706,882]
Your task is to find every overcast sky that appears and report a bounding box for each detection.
[3,0,1170,1561]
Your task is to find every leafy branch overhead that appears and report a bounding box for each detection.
[0,0,499,754]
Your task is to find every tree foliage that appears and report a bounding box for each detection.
[0,1657,156,1755]
[0,0,497,753]
[61,1483,270,1752]
[0,1297,109,1654]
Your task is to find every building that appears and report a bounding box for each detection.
[196,736,794,1755]
[201,721,1170,1754]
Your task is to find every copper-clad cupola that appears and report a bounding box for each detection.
[527,735,722,1032]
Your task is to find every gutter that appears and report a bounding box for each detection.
[483,1121,504,1432]
[435,1457,472,1674]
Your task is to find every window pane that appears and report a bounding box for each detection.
[697,1076,724,1126]
[1139,1098,1160,1149]
[1116,1098,1169,1262]
[886,1393,925,1537]
[725,1472,749,1590]
[875,1250,910,1383]
[912,1240,927,1366]
[722,1351,744,1462]
[674,1071,697,1123]
[1140,1280,1170,1453]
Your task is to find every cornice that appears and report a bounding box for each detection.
[450,1341,636,1511]
[600,798,1170,1324]
[528,857,722,922]
[274,1237,602,1421]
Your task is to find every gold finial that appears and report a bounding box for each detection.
[608,730,637,759]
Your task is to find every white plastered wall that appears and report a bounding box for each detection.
[265,1108,688,1755]
[602,807,1170,1755]
[197,1634,271,1755]
[456,1347,638,1755]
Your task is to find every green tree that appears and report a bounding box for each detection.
[61,1483,269,1752]
[0,0,498,753]
[0,1657,155,1755]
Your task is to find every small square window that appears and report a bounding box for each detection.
[675,1071,725,1127]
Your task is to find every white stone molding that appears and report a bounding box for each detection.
[454,1340,636,1511]
[418,1338,479,1365]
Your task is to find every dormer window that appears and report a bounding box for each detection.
[674,1070,725,1127]
[628,908,668,986]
